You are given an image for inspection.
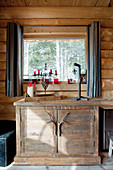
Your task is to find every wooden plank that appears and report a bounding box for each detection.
[101,50,113,58]
[73,0,110,7]
[101,41,113,50]
[0,19,11,28]
[101,20,113,28]
[0,53,6,61]
[0,96,23,103]
[0,92,5,97]
[0,28,7,41]
[16,106,21,155]
[102,79,113,90]
[24,26,87,35]
[0,0,110,7]
[24,0,109,7]
[0,70,6,80]
[111,0,113,6]
[101,28,113,41]
[0,0,7,7]
[0,86,5,93]
[95,0,110,7]
[0,81,5,88]
[0,81,5,93]
[0,42,6,52]
[14,156,101,165]
[0,61,6,70]
[101,69,113,79]
[101,58,113,69]
[11,19,113,28]
[102,90,113,98]
[4,0,26,7]
[24,34,87,39]
[14,18,93,26]
[1,7,113,19]
[0,18,112,28]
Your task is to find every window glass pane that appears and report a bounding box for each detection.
[24,39,86,81]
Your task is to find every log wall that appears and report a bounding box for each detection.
[0,7,113,120]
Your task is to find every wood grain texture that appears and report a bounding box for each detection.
[101,41,113,50]
[102,79,113,90]
[1,7,113,19]
[0,70,6,80]
[3,0,26,7]
[0,19,11,28]
[24,26,87,35]
[101,58,113,69]
[14,102,100,165]
[0,0,110,7]
[0,61,6,69]
[101,50,113,58]
[101,28,113,41]
[58,109,95,155]
[24,34,87,39]
[0,0,7,7]
[102,90,113,98]
[14,156,101,165]
[0,42,6,52]
[0,28,6,41]
[101,69,113,79]
[1,19,113,28]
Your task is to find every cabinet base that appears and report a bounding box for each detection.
[14,156,101,165]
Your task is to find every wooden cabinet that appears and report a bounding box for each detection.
[58,109,95,155]
[14,99,101,165]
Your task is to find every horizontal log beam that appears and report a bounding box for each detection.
[102,79,113,90]
[101,58,113,69]
[0,7,113,19]
[0,28,7,41]
[101,50,113,58]
[102,90,113,98]
[101,28,113,41]
[101,41,113,50]
[1,19,113,29]
[24,34,87,39]
[101,69,113,78]
[24,26,87,35]
[0,42,6,52]
[0,53,6,61]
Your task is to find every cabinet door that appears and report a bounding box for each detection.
[58,109,95,156]
[21,107,57,156]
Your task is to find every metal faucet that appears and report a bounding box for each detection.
[72,63,88,101]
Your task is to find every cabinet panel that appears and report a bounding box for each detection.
[58,109,95,155]
[21,107,57,155]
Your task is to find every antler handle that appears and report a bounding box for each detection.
[46,112,57,136]
[59,112,70,136]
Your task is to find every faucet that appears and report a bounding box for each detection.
[72,63,88,101]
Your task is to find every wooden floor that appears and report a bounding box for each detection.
[0,153,113,170]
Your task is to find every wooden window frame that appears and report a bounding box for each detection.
[23,25,87,84]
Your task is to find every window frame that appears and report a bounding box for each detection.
[23,25,87,84]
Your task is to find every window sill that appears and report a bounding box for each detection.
[23,80,87,85]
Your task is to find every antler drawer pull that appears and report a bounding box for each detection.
[59,112,70,136]
[46,112,57,136]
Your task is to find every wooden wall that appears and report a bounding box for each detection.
[0,7,113,120]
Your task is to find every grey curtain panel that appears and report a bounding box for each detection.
[87,21,101,97]
[6,22,23,97]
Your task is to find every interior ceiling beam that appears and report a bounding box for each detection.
[0,7,113,19]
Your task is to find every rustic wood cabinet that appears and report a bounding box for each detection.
[14,99,101,165]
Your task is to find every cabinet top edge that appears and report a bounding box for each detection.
[13,98,100,107]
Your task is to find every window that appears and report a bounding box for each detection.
[24,38,86,82]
